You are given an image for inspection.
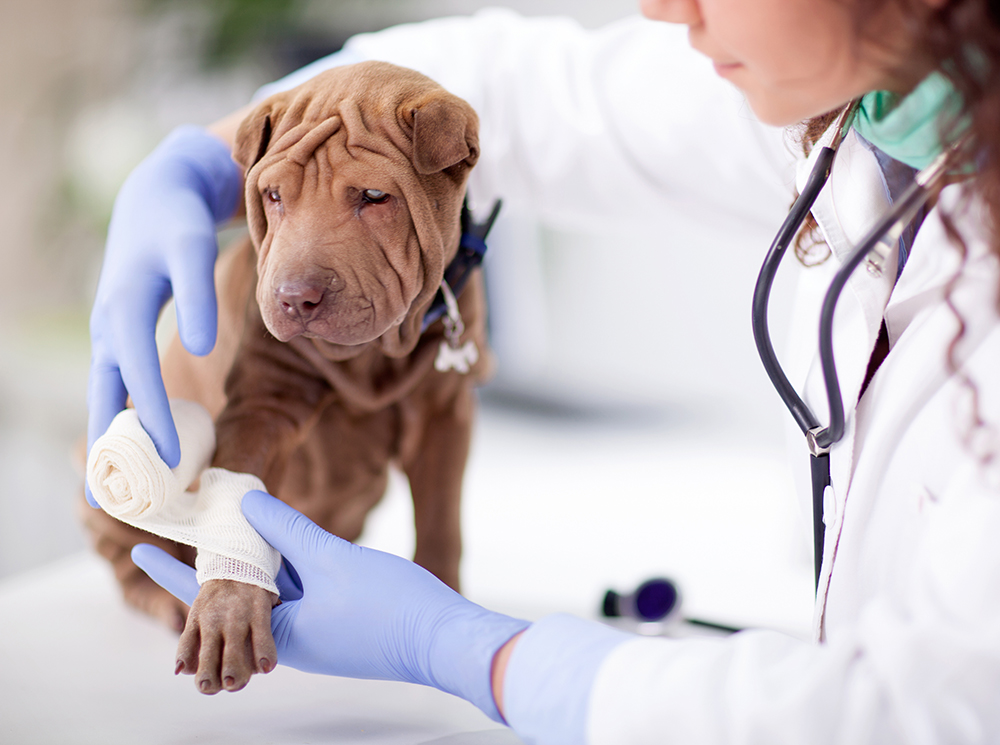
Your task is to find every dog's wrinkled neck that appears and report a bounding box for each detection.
[289,333,441,414]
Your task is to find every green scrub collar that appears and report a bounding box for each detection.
[853,71,966,171]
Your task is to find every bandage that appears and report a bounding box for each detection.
[86,400,281,596]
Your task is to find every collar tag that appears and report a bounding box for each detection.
[434,279,480,374]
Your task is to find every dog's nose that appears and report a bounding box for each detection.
[275,281,328,323]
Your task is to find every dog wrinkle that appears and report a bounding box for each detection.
[286,116,343,167]
[294,291,377,345]
[353,262,406,328]
[345,272,391,333]
[366,232,413,304]
[302,163,323,205]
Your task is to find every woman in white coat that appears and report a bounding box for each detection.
[93,0,1000,741]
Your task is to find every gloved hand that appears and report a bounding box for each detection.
[87,125,242,503]
[132,490,530,721]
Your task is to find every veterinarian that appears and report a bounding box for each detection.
[94,0,1000,741]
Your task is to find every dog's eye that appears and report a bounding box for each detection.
[265,189,281,204]
[362,189,390,204]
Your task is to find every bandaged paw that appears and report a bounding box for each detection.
[87,400,281,596]
[190,468,281,593]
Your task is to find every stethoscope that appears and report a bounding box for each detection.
[751,100,962,591]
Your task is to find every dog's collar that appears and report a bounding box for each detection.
[421,199,502,332]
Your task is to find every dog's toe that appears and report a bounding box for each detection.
[182,579,278,694]
[221,637,254,692]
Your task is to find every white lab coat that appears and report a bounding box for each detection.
[290,9,1000,743]
[587,132,1000,745]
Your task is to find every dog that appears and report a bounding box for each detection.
[80,61,490,694]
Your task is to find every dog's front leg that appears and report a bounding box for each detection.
[400,380,475,593]
[177,335,328,693]
[211,332,332,483]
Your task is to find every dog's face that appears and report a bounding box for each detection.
[233,62,479,357]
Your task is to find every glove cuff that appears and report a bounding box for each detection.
[155,125,242,224]
[429,604,530,723]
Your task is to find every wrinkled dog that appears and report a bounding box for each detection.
[82,62,490,693]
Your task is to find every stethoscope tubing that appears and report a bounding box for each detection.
[751,146,836,439]
[815,147,952,450]
[751,144,838,590]
[752,101,958,591]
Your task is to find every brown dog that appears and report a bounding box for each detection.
[80,61,490,694]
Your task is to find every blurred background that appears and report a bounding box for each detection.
[0,0,811,634]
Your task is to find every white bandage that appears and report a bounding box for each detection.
[86,400,281,596]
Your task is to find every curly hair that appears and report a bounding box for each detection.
[796,0,1000,463]
[798,0,1000,260]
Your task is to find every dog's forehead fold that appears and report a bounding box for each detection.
[284,116,343,166]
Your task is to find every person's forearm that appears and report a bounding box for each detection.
[206,103,254,221]
[207,103,254,150]
[491,630,524,720]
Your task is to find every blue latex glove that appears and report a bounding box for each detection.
[87,125,241,502]
[132,490,530,722]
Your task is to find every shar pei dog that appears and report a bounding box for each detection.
[81,61,494,694]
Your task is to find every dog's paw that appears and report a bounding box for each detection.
[176,579,279,694]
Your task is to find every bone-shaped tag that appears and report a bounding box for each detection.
[435,340,479,374]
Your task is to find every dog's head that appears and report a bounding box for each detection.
[233,61,479,358]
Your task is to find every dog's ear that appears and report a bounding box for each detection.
[410,96,480,175]
[233,97,291,250]
[233,107,276,173]
[234,89,297,173]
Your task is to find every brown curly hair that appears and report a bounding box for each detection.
[798,0,1000,259]
[795,0,1000,461]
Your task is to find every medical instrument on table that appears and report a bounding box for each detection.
[603,578,681,623]
[752,101,964,590]
[601,578,742,634]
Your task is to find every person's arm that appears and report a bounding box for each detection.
[86,84,330,491]
[133,480,1000,745]
[490,631,522,720]
[207,103,254,184]
[260,9,797,233]
[86,124,243,483]
[479,466,1000,745]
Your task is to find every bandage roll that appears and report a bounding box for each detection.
[87,399,214,518]
[86,400,280,596]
